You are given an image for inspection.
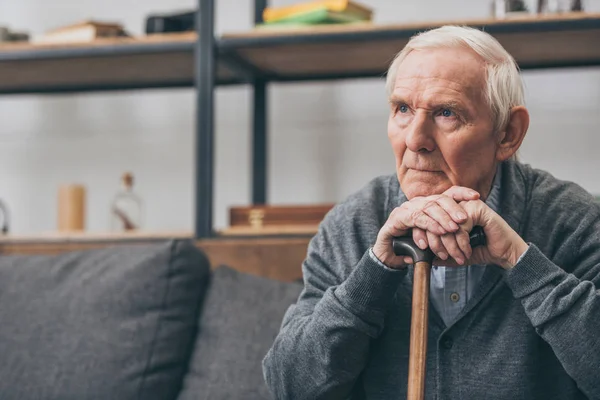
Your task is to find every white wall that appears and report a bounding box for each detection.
[0,0,599,234]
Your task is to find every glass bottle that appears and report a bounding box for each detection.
[570,0,583,11]
[110,172,143,232]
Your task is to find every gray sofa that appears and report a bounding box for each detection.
[0,239,303,399]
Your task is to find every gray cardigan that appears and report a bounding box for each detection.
[262,160,600,400]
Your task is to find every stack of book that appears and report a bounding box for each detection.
[258,0,373,28]
[33,20,129,45]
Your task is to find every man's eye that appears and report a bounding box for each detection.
[398,105,409,113]
[441,109,454,117]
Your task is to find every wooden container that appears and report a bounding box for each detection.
[58,184,86,231]
[229,204,334,229]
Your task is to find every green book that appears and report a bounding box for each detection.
[260,7,369,26]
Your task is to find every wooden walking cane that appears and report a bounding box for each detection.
[392,226,486,400]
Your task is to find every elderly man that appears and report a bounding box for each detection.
[262,25,600,399]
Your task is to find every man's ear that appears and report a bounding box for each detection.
[496,106,529,161]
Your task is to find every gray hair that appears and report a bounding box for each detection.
[385,25,525,141]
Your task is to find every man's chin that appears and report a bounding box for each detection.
[399,180,451,199]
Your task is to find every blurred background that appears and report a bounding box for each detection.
[1,0,599,235]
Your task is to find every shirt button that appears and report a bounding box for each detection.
[450,292,460,302]
[442,336,454,349]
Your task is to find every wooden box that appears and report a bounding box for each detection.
[227,204,334,234]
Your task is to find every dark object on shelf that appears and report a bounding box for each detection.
[571,0,583,11]
[508,0,528,11]
[0,26,29,43]
[492,0,529,18]
[537,0,583,12]
[537,0,559,12]
[0,198,9,234]
[145,10,196,34]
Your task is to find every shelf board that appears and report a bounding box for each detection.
[0,225,318,244]
[0,33,240,94]
[0,230,194,243]
[2,13,598,94]
[222,12,600,81]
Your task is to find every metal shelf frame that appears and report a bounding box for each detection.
[2,2,600,238]
[195,0,269,238]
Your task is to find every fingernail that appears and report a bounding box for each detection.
[456,212,467,220]
[449,221,459,230]
[438,252,448,260]
[455,257,464,264]
[418,239,427,249]
[470,190,479,197]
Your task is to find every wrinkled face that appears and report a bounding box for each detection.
[388,46,499,200]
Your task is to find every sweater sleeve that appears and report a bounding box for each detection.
[503,242,600,398]
[262,217,407,400]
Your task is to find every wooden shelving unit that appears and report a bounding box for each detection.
[2,4,600,279]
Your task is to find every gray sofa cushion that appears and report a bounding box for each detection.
[178,265,303,400]
[0,239,209,400]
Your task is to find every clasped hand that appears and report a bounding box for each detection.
[372,186,528,270]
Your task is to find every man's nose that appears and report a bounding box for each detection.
[405,111,436,153]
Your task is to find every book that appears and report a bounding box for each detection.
[34,20,128,44]
[260,7,370,26]
[262,0,372,24]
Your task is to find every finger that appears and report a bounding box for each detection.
[411,212,447,236]
[427,231,448,261]
[455,228,472,260]
[412,228,428,250]
[435,195,469,224]
[384,206,445,239]
[440,233,466,265]
[443,186,480,202]
[420,199,460,232]
[400,202,447,235]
